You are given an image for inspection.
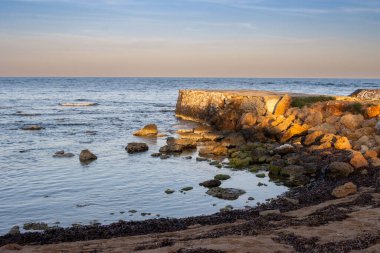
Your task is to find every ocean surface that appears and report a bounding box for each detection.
[0,77,379,235]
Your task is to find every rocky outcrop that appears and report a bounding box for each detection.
[350,89,380,100]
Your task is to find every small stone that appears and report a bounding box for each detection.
[199,179,221,188]
[331,182,357,198]
[370,157,380,167]
[259,209,281,216]
[184,156,192,159]
[53,151,75,158]
[160,154,170,159]
[257,182,267,187]
[126,143,149,153]
[364,150,378,159]
[350,152,369,169]
[220,205,234,212]
[196,157,208,162]
[79,149,97,163]
[151,153,161,157]
[181,186,193,191]
[256,173,266,178]
[133,124,158,136]
[248,197,255,200]
[128,209,137,213]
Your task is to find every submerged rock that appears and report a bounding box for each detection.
[331,182,357,198]
[79,149,97,163]
[21,125,44,131]
[214,174,231,181]
[199,179,221,188]
[126,143,149,153]
[206,187,246,200]
[53,150,75,158]
[133,124,158,136]
[164,189,175,194]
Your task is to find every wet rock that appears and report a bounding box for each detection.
[7,226,20,235]
[23,222,49,231]
[229,156,252,168]
[256,173,266,178]
[350,152,369,169]
[165,189,175,194]
[21,124,44,130]
[126,143,149,153]
[274,144,295,155]
[334,136,352,150]
[364,105,380,118]
[220,205,234,212]
[259,209,280,216]
[214,174,231,180]
[331,182,357,198]
[184,156,192,159]
[274,94,291,116]
[248,196,255,200]
[281,123,310,142]
[199,144,228,156]
[160,154,170,159]
[199,179,221,188]
[340,113,364,130]
[257,182,267,187]
[133,124,158,136]
[151,153,161,157]
[196,157,208,162]
[327,162,354,178]
[79,149,97,163]
[180,186,193,192]
[53,150,75,158]
[206,187,245,200]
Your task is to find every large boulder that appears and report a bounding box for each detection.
[327,162,354,178]
[340,114,364,130]
[133,124,158,136]
[274,94,292,116]
[350,89,380,100]
[79,149,97,163]
[206,187,246,200]
[331,182,357,198]
[126,143,149,153]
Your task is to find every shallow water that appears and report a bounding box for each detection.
[0,77,379,234]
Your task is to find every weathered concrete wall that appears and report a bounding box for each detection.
[175,90,301,130]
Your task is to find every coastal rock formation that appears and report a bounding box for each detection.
[133,124,158,136]
[126,143,149,153]
[350,89,380,100]
[79,149,97,163]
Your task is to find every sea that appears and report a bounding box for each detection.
[0,77,379,234]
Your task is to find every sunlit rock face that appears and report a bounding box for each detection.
[350,89,380,100]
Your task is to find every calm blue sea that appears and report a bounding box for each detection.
[0,77,378,234]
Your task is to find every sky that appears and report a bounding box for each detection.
[0,0,380,78]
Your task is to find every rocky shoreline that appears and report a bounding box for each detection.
[1,89,379,252]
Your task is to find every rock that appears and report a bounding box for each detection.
[256,173,266,178]
[327,162,354,178]
[280,165,305,178]
[259,209,281,216]
[281,124,310,142]
[304,111,323,126]
[220,205,234,212]
[229,156,252,168]
[177,129,193,134]
[364,105,380,118]
[274,94,291,116]
[268,115,295,136]
[60,102,98,106]
[133,124,158,136]
[273,144,295,155]
[79,149,97,163]
[320,133,336,143]
[370,157,380,167]
[21,124,44,130]
[199,179,221,188]
[340,114,364,130]
[196,157,208,162]
[331,182,357,198]
[376,122,380,134]
[303,131,324,146]
[53,150,75,158]
[239,112,257,129]
[206,187,246,200]
[199,144,228,156]
[193,125,213,134]
[160,154,170,159]
[364,150,378,159]
[310,123,337,134]
[248,196,255,200]
[7,226,20,235]
[180,186,193,192]
[23,222,49,231]
[350,89,380,100]
[355,136,370,146]
[165,189,175,194]
[350,152,369,169]
[151,153,161,157]
[221,132,246,147]
[214,174,231,180]
[283,197,299,205]
[178,132,204,141]
[126,143,149,153]
[334,136,352,150]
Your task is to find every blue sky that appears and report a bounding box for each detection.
[0,0,379,77]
